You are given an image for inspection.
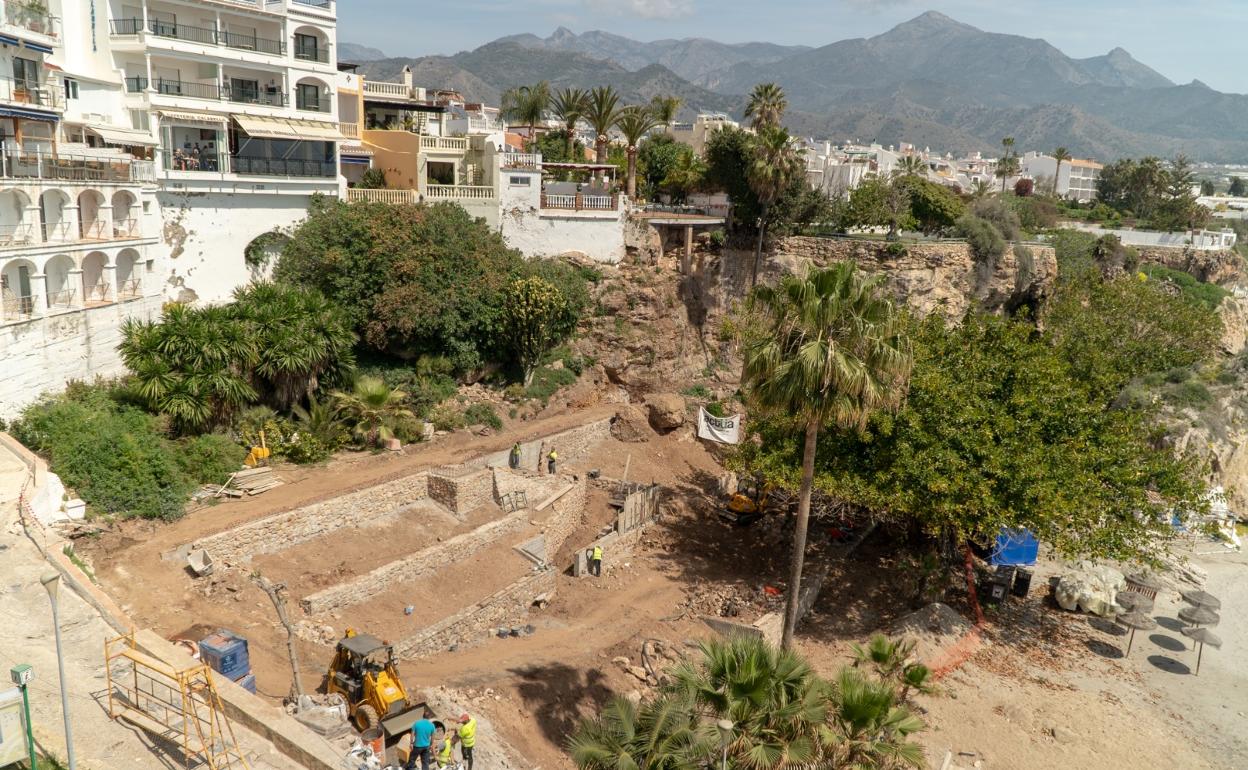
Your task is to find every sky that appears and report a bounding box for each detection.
[337,0,1247,94]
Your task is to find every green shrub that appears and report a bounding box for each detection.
[705,401,728,418]
[1165,380,1214,408]
[970,197,1022,241]
[429,404,465,432]
[463,403,503,430]
[524,366,578,405]
[1140,264,1230,311]
[174,434,245,485]
[1164,367,1191,384]
[884,241,908,258]
[681,384,712,399]
[709,229,726,249]
[957,214,1007,265]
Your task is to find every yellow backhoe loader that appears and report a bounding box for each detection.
[326,629,423,736]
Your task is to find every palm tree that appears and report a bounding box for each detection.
[998,136,1017,192]
[744,263,913,648]
[668,636,836,769]
[746,125,801,286]
[896,155,926,178]
[332,376,414,448]
[1052,146,1071,197]
[851,634,915,681]
[829,669,926,769]
[584,86,622,168]
[649,94,683,127]
[661,149,706,203]
[292,396,347,448]
[615,106,659,199]
[550,87,589,159]
[501,81,550,151]
[744,82,786,130]
[969,178,992,200]
[567,696,711,770]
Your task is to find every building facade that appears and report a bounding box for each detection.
[1020,151,1102,201]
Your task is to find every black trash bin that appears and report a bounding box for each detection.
[1012,567,1034,597]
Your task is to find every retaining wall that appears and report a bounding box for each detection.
[427,467,493,518]
[300,509,531,615]
[539,476,589,559]
[394,569,556,659]
[475,418,613,472]
[193,472,431,564]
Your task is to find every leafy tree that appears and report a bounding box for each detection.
[231,283,356,411]
[844,175,914,237]
[744,264,912,647]
[639,134,684,198]
[747,125,802,285]
[532,129,586,165]
[1013,178,1034,197]
[660,149,706,203]
[355,167,387,190]
[585,86,621,166]
[332,376,414,447]
[744,82,786,130]
[900,177,965,235]
[1052,147,1071,196]
[649,95,683,126]
[615,105,660,199]
[1230,176,1247,197]
[502,276,572,385]
[1200,180,1216,196]
[895,155,926,178]
[549,87,589,158]
[500,82,550,149]
[704,127,823,237]
[119,304,258,433]
[956,214,1007,264]
[276,198,525,371]
[747,313,1208,563]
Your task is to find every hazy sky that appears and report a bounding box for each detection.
[337,1,1246,94]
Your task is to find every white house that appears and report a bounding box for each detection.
[1020,151,1102,201]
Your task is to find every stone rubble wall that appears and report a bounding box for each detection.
[193,472,431,564]
[299,508,532,616]
[394,569,556,659]
[472,418,613,473]
[427,467,494,519]
[538,476,588,560]
[1135,246,1243,285]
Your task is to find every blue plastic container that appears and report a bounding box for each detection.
[199,630,250,681]
[990,528,1039,566]
[233,672,257,694]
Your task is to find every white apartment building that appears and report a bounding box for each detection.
[1,0,347,417]
[666,113,739,157]
[1020,151,1102,202]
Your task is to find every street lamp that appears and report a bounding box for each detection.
[9,664,37,770]
[716,719,734,770]
[40,571,75,770]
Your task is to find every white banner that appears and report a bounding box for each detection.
[697,408,742,444]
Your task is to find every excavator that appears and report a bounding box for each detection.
[325,629,424,737]
[720,474,773,526]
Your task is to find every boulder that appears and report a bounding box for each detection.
[611,404,652,443]
[645,393,686,432]
[1054,562,1125,616]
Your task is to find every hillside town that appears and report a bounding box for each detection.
[1,3,1247,770]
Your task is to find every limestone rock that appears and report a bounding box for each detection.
[1054,563,1124,616]
[611,404,652,443]
[645,393,686,432]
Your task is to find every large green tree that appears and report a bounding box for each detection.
[744,264,912,648]
[704,126,825,237]
[502,276,571,385]
[615,105,660,199]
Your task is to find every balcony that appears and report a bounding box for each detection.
[426,184,494,201]
[0,149,149,184]
[222,29,285,56]
[154,78,222,101]
[124,76,147,93]
[296,97,330,114]
[228,85,288,107]
[231,156,336,178]
[1,292,33,321]
[294,44,331,63]
[118,278,143,301]
[501,152,540,170]
[346,188,418,204]
[110,18,285,56]
[339,122,360,139]
[419,136,467,152]
[541,192,621,212]
[2,1,57,38]
[0,77,62,111]
[150,18,219,45]
[362,81,409,98]
[290,0,333,10]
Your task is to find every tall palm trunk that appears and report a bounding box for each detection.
[565,127,574,159]
[750,204,770,287]
[595,137,607,183]
[1054,159,1063,197]
[782,418,819,649]
[626,147,637,198]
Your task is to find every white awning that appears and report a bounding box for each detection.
[233,115,346,141]
[339,144,373,157]
[86,125,159,147]
[158,110,228,126]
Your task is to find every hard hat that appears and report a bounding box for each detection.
[459,713,470,723]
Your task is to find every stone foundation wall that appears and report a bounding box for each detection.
[1135,246,1242,285]
[427,467,494,518]
[540,477,588,559]
[475,418,613,473]
[394,569,556,659]
[300,509,531,615]
[193,472,431,564]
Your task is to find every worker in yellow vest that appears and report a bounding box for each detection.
[454,713,477,770]
[590,544,603,577]
[547,448,558,475]
[435,729,455,769]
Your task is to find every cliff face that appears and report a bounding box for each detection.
[714,236,1058,321]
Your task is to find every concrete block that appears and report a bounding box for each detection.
[752,612,784,647]
[702,616,765,640]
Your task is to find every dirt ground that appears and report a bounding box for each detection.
[78,399,1248,770]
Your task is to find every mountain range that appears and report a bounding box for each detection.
[346,11,1248,162]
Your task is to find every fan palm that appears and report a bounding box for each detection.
[567,695,711,770]
[969,178,992,200]
[332,376,414,448]
[550,87,589,159]
[829,669,926,769]
[996,154,1020,193]
[649,94,683,126]
[667,636,836,770]
[501,81,550,150]
[744,83,787,130]
[896,155,926,178]
[585,86,622,167]
[747,125,801,286]
[851,634,916,681]
[744,263,912,648]
[615,106,660,199]
[1052,146,1071,197]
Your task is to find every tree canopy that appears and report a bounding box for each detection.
[1096,155,1208,231]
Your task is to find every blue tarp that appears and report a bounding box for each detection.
[990,527,1039,566]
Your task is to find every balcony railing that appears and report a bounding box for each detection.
[228,85,288,107]
[232,156,336,178]
[346,188,418,204]
[296,98,330,113]
[41,221,71,241]
[291,0,333,10]
[221,29,284,56]
[2,1,57,38]
[0,77,61,110]
[79,220,108,240]
[426,184,494,200]
[419,136,467,152]
[150,19,219,45]
[339,122,360,139]
[294,44,330,63]
[0,221,34,245]
[124,75,148,93]
[501,152,540,170]
[109,18,142,35]
[112,218,139,238]
[118,278,142,300]
[154,78,221,100]
[46,288,76,309]
[83,282,112,304]
[362,81,409,97]
[541,192,620,211]
[0,149,143,183]
[1,292,32,321]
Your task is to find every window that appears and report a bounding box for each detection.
[231,77,260,103]
[509,176,531,187]
[63,78,79,100]
[13,57,38,89]
[296,83,321,111]
[294,33,320,61]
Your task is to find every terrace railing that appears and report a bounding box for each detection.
[419,135,467,152]
[1,292,32,321]
[231,156,336,178]
[2,1,56,37]
[345,188,418,204]
[541,192,620,211]
[501,152,540,170]
[0,149,140,183]
[425,184,494,200]
[46,288,76,309]
[117,279,142,300]
[83,282,112,304]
